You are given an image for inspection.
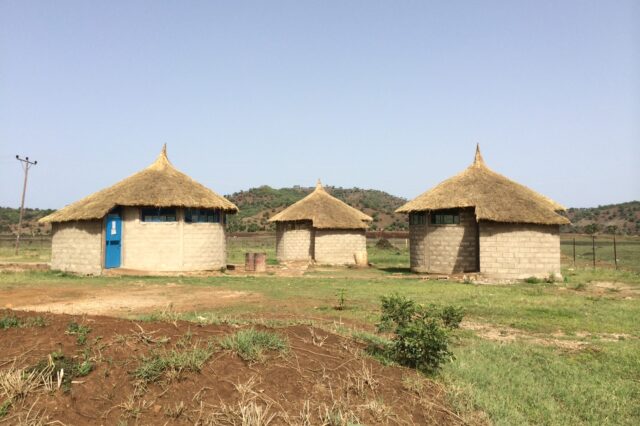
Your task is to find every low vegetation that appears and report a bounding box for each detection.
[219,328,288,362]
[65,321,91,345]
[0,314,46,329]
[134,341,214,383]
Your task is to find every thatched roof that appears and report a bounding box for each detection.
[40,145,238,223]
[268,180,372,229]
[395,145,570,225]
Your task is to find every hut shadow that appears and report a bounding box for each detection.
[451,217,480,273]
[378,267,413,274]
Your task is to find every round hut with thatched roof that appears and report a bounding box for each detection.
[268,181,372,265]
[396,145,569,279]
[40,145,238,275]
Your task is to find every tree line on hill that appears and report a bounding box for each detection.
[1,191,638,236]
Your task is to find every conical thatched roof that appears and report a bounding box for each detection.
[40,145,238,223]
[395,145,569,225]
[268,180,372,229]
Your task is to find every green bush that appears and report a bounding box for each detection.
[393,317,452,372]
[377,294,463,374]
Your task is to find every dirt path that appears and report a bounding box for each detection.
[0,283,260,316]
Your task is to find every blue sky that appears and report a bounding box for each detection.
[1,0,638,209]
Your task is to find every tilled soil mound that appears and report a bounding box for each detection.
[0,310,461,425]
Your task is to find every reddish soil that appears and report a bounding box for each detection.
[0,310,461,425]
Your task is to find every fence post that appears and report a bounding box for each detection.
[592,235,596,269]
[613,234,618,270]
[572,237,576,267]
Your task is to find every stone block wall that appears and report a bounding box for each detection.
[50,220,103,275]
[275,221,313,261]
[314,229,366,265]
[479,222,561,279]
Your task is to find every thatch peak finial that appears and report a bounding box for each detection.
[316,179,323,189]
[473,144,485,167]
[150,144,171,170]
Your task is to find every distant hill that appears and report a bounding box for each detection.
[0,207,54,235]
[224,185,409,232]
[2,197,639,236]
[563,201,640,235]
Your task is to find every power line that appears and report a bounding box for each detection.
[15,155,37,254]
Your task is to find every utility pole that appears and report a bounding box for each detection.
[15,155,37,254]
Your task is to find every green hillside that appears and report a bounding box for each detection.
[225,185,408,232]
[2,196,639,236]
[564,201,640,235]
[0,207,54,235]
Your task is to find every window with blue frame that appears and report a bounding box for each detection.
[184,208,221,223]
[431,210,460,225]
[141,207,177,222]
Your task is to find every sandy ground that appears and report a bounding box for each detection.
[0,282,260,316]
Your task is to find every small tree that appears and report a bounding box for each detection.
[377,294,463,374]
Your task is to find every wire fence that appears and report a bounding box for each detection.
[561,234,640,272]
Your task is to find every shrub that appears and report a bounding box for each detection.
[439,305,464,329]
[377,294,463,374]
[393,317,452,373]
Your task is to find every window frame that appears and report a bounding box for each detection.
[409,212,428,226]
[430,210,460,225]
[184,208,221,224]
[140,207,178,223]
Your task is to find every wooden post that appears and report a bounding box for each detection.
[572,237,576,267]
[592,235,596,269]
[613,234,618,270]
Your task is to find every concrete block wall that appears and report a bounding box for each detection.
[314,229,366,265]
[275,221,313,261]
[479,222,561,279]
[182,223,227,270]
[50,220,103,275]
[427,209,478,274]
[122,207,227,271]
[409,222,428,272]
[409,209,478,274]
[121,207,183,271]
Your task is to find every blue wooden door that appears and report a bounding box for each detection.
[105,214,122,268]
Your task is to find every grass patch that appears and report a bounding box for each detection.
[134,342,214,383]
[219,328,288,362]
[443,337,640,425]
[27,351,93,393]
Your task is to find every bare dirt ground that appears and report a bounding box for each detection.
[1,283,260,317]
[462,320,633,350]
[0,309,462,425]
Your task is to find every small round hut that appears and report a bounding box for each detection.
[40,145,238,275]
[395,145,569,279]
[268,181,372,265]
